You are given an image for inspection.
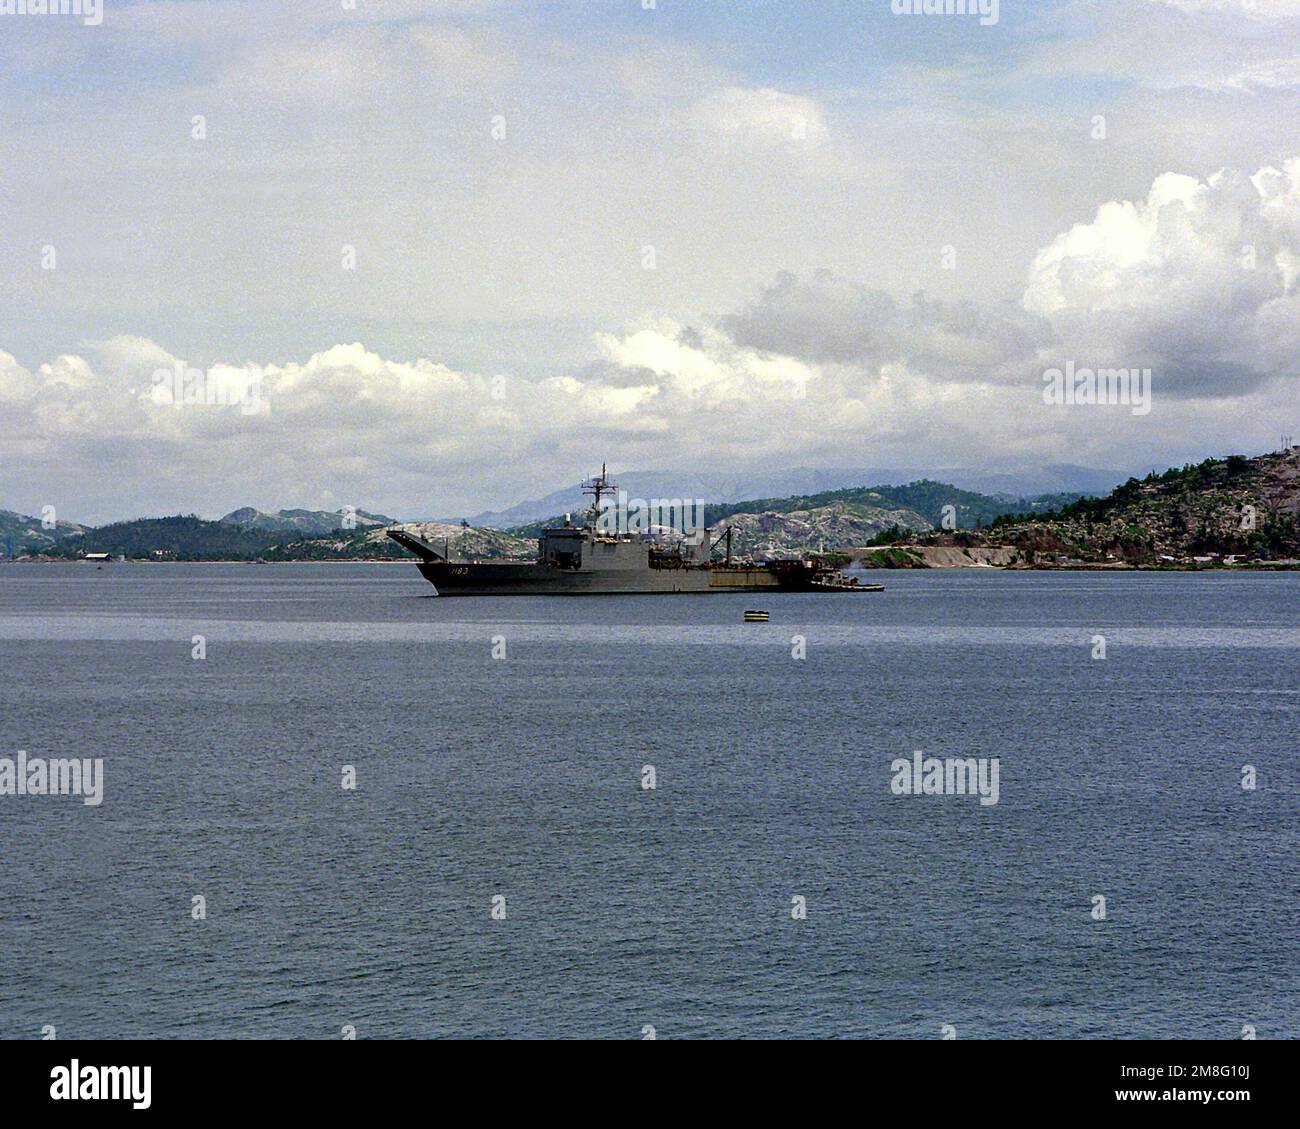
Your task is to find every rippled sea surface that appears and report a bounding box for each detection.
[0,563,1296,1039]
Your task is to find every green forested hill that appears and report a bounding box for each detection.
[703,480,1085,529]
[43,515,282,560]
[971,450,1300,564]
[32,514,531,561]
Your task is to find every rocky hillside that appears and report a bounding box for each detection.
[907,449,1300,567]
[221,506,395,536]
[264,521,534,561]
[1,509,86,556]
[709,501,932,557]
[705,479,1085,531]
[509,480,1087,553]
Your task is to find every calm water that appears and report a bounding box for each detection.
[0,563,1296,1039]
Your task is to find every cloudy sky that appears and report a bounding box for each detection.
[2,0,1299,522]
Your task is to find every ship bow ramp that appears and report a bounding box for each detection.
[386,528,446,561]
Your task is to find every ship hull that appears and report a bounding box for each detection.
[416,559,781,595]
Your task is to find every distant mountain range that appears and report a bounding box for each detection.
[507,479,1088,548]
[9,451,1288,566]
[16,512,532,563]
[4,476,1087,561]
[0,463,1124,554]
[467,463,1125,528]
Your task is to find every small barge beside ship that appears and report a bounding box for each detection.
[388,466,884,597]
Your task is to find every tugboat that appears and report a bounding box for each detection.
[388,465,881,596]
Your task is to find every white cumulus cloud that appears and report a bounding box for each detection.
[1024,159,1300,396]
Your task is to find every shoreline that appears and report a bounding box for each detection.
[3,558,1297,572]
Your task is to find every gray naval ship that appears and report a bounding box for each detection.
[387,466,880,596]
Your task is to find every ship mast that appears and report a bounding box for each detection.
[580,463,618,529]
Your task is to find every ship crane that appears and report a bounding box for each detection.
[708,525,735,566]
